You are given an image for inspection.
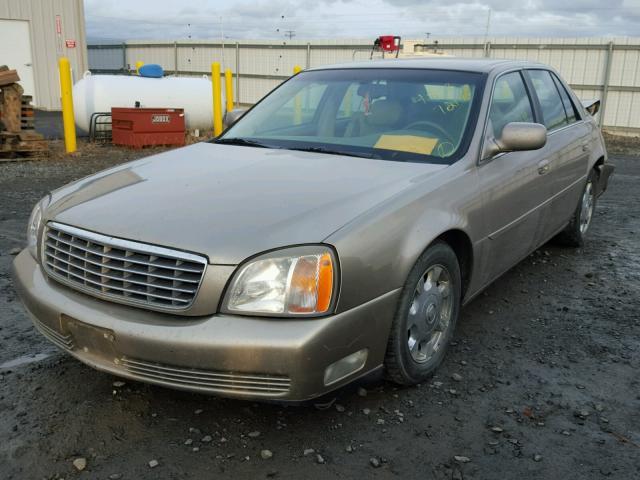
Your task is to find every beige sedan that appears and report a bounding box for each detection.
[13,58,613,401]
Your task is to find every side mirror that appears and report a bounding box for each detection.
[483,122,547,159]
[223,108,247,129]
[581,99,600,116]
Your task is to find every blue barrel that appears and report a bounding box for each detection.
[138,64,164,78]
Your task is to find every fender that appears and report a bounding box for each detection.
[327,162,481,313]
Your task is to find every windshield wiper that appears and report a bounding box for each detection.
[287,146,380,159]
[215,137,273,148]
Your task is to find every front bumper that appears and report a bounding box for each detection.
[11,250,399,401]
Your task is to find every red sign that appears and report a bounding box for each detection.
[65,40,76,48]
[55,15,62,34]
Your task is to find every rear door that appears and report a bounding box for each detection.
[476,70,553,285]
[524,69,591,238]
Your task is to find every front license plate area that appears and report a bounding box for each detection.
[60,314,117,359]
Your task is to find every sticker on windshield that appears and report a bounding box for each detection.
[374,135,438,155]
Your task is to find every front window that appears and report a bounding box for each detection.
[218,69,485,164]
[488,71,535,138]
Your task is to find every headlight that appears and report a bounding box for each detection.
[223,246,338,317]
[27,196,49,260]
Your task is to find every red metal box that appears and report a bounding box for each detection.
[111,107,185,148]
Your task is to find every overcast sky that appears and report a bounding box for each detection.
[85,0,640,42]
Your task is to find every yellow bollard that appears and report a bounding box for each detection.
[224,68,233,113]
[135,60,144,74]
[212,62,223,136]
[58,57,76,153]
[293,65,302,125]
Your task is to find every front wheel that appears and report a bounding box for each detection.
[555,169,598,247]
[385,242,461,385]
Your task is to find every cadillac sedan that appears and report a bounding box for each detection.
[12,58,614,401]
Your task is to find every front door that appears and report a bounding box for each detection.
[476,70,553,285]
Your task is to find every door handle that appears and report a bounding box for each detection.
[537,160,550,175]
[581,143,589,152]
[24,63,32,67]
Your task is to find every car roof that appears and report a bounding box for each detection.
[307,57,546,74]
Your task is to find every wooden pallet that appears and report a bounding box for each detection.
[0,67,20,87]
[0,86,49,159]
[0,131,48,160]
[0,83,23,132]
[20,95,34,129]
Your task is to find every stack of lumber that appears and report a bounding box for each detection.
[0,65,48,159]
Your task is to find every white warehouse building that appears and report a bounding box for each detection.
[0,0,87,110]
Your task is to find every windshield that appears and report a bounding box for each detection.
[218,68,485,164]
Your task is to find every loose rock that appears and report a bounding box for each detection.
[369,457,381,468]
[73,457,87,471]
[452,373,463,382]
[454,455,471,463]
[261,449,273,460]
[148,459,159,468]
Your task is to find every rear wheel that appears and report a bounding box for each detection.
[385,242,461,385]
[555,169,598,247]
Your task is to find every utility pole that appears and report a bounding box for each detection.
[483,8,491,57]
[220,16,225,69]
[483,9,491,43]
[284,30,296,40]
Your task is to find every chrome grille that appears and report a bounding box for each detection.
[33,318,74,352]
[120,357,291,396]
[42,222,207,311]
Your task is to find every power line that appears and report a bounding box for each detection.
[284,30,296,40]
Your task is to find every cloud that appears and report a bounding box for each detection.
[84,0,640,42]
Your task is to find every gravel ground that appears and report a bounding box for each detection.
[0,140,638,480]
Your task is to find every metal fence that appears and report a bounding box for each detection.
[88,37,640,134]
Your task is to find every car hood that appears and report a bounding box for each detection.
[47,142,446,264]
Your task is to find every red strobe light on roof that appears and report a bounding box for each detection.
[371,36,401,59]
[378,35,401,52]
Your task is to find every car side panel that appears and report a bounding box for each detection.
[543,121,591,235]
[326,161,483,313]
[474,148,553,286]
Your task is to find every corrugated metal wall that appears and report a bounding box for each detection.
[0,0,87,110]
[430,37,640,134]
[88,37,640,133]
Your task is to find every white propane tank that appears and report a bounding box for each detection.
[73,72,223,132]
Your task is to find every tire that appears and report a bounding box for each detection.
[385,241,461,385]
[555,169,598,247]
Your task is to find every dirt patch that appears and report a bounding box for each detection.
[603,131,640,157]
[0,146,638,480]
